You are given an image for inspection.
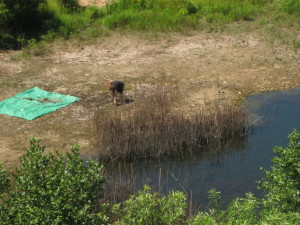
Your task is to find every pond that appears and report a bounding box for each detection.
[102,87,300,210]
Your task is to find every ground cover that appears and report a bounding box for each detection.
[0,0,299,169]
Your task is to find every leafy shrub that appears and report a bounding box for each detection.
[0,162,10,195]
[186,2,198,14]
[190,189,259,224]
[24,39,51,56]
[1,0,46,32]
[189,190,300,224]
[259,129,300,213]
[112,185,187,225]
[0,2,11,27]
[0,138,109,225]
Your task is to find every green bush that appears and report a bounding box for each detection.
[0,2,11,27]
[0,138,109,225]
[259,129,300,213]
[112,185,187,225]
[0,162,10,195]
[0,131,300,224]
[190,189,259,224]
[0,0,46,32]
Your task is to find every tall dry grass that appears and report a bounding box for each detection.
[94,86,247,162]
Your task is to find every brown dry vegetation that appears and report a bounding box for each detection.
[0,19,300,169]
[95,87,247,162]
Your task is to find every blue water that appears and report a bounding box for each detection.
[104,88,300,209]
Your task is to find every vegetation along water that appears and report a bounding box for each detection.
[0,0,300,223]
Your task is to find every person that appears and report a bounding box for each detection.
[103,78,125,105]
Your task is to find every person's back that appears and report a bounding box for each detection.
[103,78,125,105]
[109,81,124,94]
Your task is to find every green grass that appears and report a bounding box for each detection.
[280,0,300,14]
[100,0,268,31]
[1,0,300,50]
[102,9,198,32]
[42,0,103,37]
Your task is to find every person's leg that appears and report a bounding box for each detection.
[112,90,117,104]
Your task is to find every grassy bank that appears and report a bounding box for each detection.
[1,0,300,49]
[102,0,267,31]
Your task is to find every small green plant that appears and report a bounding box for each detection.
[208,188,222,215]
[259,129,300,213]
[24,39,51,56]
[186,2,198,14]
[112,185,187,225]
[0,138,109,224]
[224,193,259,224]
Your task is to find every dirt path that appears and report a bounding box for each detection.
[0,29,299,169]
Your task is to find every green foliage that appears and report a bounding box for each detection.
[44,0,104,38]
[0,2,11,27]
[208,188,222,215]
[24,39,51,56]
[224,193,259,224]
[0,0,56,48]
[102,0,267,30]
[1,130,300,224]
[0,138,109,225]
[189,191,300,224]
[0,0,97,48]
[102,9,198,32]
[0,0,47,32]
[281,0,300,14]
[0,162,10,195]
[112,185,186,225]
[189,212,218,225]
[203,191,260,224]
[259,129,300,213]
[259,208,300,225]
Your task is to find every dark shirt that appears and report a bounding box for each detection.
[110,81,124,93]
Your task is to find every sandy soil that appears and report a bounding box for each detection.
[78,0,107,7]
[0,28,299,169]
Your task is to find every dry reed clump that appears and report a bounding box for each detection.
[94,86,247,162]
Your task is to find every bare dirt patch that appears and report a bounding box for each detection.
[0,30,299,169]
[78,0,107,7]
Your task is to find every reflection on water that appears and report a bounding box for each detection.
[102,87,300,210]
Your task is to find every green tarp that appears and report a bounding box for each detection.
[0,87,79,120]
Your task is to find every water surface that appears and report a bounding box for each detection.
[104,88,300,209]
